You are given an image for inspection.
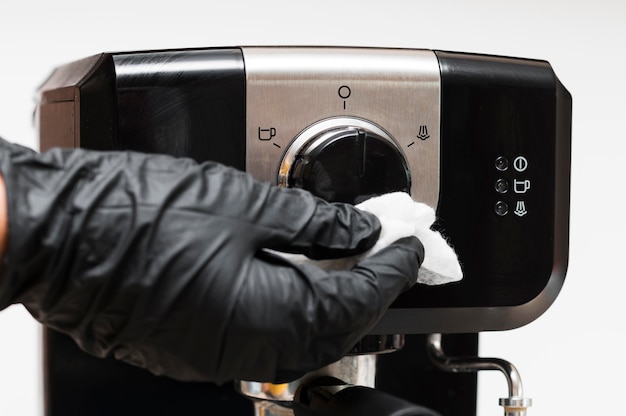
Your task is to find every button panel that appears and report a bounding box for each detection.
[494,155,531,217]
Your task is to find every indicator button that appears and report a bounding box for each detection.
[495,156,509,171]
[495,179,509,194]
[495,201,509,216]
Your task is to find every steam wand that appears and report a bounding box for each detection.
[427,334,532,416]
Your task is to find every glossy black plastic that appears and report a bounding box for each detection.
[112,48,246,169]
[288,128,411,204]
[386,51,571,311]
[38,48,251,416]
[293,380,441,416]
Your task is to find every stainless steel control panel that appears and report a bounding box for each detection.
[243,47,441,209]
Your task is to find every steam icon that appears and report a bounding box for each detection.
[514,201,528,217]
[417,125,430,140]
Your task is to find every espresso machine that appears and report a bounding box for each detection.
[35,47,571,416]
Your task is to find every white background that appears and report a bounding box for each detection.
[0,1,623,415]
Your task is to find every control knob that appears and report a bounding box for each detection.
[279,118,411,204]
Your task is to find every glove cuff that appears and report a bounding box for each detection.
[0,138,79,310]
[0,138,35,308]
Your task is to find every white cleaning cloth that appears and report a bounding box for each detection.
[280,192,463,286]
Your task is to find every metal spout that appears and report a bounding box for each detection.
[427,333,532,416]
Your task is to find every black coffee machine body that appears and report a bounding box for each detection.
[35,47,571,415]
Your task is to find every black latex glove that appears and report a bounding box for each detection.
[0,137,424,383]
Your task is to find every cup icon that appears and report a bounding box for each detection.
[258,127,276,141]
[513,179,531,194]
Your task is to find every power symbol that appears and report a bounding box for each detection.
[338,85,351,110]
[513,156,528,172]
[338,85,351,99]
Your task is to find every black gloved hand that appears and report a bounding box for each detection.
[0,137,424,383]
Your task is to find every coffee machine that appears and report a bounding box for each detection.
[36,47,571,415]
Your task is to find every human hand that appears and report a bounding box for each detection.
[0,137,423,383]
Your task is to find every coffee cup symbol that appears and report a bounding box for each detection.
[513,179,531,194]
[258,127,277,141]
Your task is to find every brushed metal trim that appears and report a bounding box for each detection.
[242,47,441,209]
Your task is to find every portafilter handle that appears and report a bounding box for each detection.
[292,377,441,416]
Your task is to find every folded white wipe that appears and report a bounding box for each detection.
[283,192,463,286]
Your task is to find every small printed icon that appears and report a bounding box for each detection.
[514,201,528,217]
[417,125,430,140]
[258,127,277,141]
[513,179,531,194]
[338,85,351,99]
[338,85,351,109]
[513,156,528,172]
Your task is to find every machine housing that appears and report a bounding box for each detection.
[35,46,571,416]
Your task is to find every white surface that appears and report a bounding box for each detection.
[279,192,463,285]
[0,1,623,414]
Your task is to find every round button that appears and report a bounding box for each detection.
[495,156,509,171]
[495,201,509,216]
[283,124,410,204]
[495,179,509,194]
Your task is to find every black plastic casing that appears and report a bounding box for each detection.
[370,51,571,334]
[36,48,246,167]
[37,48,254,416]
